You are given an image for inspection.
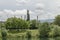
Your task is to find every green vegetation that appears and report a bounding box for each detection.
[1,30,7,37]
[49,25,60,37]
[38,22,50,37]
[26,31,31,38]
[5,17,30,31]
[30,20,39,29]
[54,15,60,26]
[1,15,60,38]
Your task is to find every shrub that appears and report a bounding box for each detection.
[54,15,60,26]
[49,25,60,37]
[1,28,7,37]
[5,17,30,31]
[26,31,31,38]
[30,20,40,29]
[38,22,50,37]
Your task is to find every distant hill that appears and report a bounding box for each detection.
[0,19,54,23]
[0,21,5,23]
[40,19,54,23]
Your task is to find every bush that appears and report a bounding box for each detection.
[1,28,7,37]
[38,22,50,37]
[30,20,40,29]
[54,15,60,26]
[26,31,31,38]
[5,17,30,31]
[49,25,60,37]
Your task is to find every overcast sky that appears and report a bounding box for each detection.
[0,0,60,21]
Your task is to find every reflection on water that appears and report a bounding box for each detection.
[2,37,7,40]
[1,37,60,40]
[39,38,48,40]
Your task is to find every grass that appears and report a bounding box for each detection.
[28,29,39,37]
[0,38,2,40]
[0,29,39,37]
[7,31,27,37]
[7,29,39,37]
[0,29,2,37]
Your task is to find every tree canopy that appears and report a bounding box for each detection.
[30,20,40,29]
[5,17,30,29]
[54,15,60,26]
[39,22,50,37]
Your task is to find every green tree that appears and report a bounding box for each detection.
[54,15,60,26]
[5,17,30,30]
[49,25,60,37]
[39,22,50,37]
[30,20,40,29]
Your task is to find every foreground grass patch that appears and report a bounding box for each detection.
[6,29,39,37]
[28,29,39,37]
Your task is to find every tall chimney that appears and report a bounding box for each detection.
[24,15,26,20]
[37,16,38,21]
[27,10,30,21]
[21,16,22,19]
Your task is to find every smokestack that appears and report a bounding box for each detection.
[21,16,22,19]
[37,16,38,21]
[27,10,30,21]
[24,15,26,20]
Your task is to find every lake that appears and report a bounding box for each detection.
[0,37,60,40]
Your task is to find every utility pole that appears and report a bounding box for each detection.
[21,16,22,19]
[24,15,26,20]
[37,16,38,21]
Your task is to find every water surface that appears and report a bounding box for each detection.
[0,37,60,40]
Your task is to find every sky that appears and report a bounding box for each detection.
[0,0,60,21]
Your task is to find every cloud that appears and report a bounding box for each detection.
[0,9,60,21]
[0,9,34,21]
[0,0,15,5]
[3,9,33,16]
[0,0,16,10]
[0,0,60,20]
[15,9,33,15]
[15,9,27,15]
[16,0,31,3]
[36,3,45,10]
[16,0,31,6]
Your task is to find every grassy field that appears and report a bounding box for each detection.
[6,29,39,37]
[28,29,39,37]
[0,29,39,38]
[0,30,1,37]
